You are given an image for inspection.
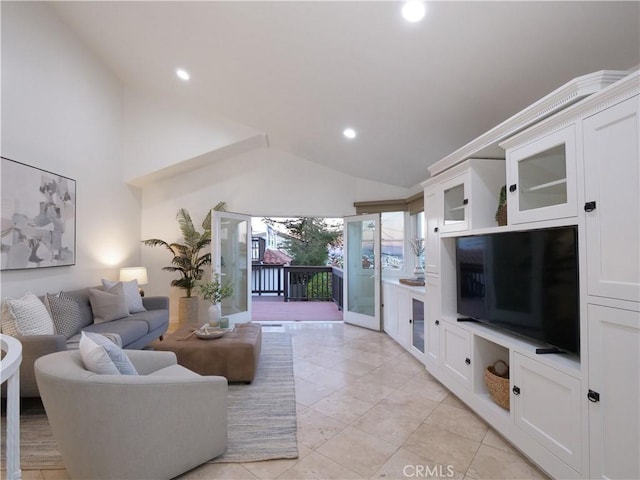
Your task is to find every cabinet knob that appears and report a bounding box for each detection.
[584,201,597,213]
[509,184,517,193]
[435,320,440,326]
[409,319,413,324]
[465,358,471,365]
[463,199,469,205]
[512,385,521,395]
[587,390,600,402]
[434,227,439,233]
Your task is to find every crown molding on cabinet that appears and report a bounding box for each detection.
[428,70,630,177]
[499,70,639,150]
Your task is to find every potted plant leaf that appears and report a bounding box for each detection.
[196,273,233,327]
[142,202,226,323]
[495,185,507,226]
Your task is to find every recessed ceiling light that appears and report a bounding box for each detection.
[402,1,427,22]
[176,68,190,81]
[343,128,357,139]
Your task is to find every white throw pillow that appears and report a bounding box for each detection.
[79,331,138,375]
[101,279,146,314]
[89,283,130,324]
[2,292,54,335]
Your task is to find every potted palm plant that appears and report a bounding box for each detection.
[142,202,226,323]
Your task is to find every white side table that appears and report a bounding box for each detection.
[1,334,22,480]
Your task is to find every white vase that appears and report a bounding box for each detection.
[208,304,221,327]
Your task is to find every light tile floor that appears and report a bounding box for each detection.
[15,322,548,480]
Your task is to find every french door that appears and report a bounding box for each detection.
[212,211,252,325]
[343,214,381,331]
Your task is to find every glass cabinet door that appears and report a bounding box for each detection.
[517,144,567,211]
[440,173,469,233]
[444,184,465,223]
[507,125,577,224]
[411,297,425,354]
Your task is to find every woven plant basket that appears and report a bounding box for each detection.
[496,204,507,226]
[485,360,510,409]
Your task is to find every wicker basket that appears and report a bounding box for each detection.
[496,204,507,226]
[485,360,510,410]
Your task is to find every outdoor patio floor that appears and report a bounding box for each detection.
[252,295,343,322]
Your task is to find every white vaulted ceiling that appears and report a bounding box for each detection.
[51,1,640,188]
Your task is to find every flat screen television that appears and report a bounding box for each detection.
[455,226,580,355]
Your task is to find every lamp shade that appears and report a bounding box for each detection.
[119,266,148,286]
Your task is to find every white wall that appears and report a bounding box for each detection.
[122,88,265,185]
[0,2,141,298]
[141,146,410,321]
[0,1,415,317]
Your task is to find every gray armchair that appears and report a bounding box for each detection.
[35,349,227,480]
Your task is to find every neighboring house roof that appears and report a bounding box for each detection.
[262,249,292,265]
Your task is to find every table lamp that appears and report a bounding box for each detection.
[119,266,148,297]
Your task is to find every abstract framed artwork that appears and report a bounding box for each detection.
[1,157,76,270]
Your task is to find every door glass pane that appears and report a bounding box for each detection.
[518,144,567,211]
[347,220,375,317]
[412,298,425,353]
[444,184,465,224]
[220,218,248,316]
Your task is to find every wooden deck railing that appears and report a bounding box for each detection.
[251,264,284,296]
[251,265,343,309]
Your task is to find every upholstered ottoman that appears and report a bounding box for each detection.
[150,323,262,383]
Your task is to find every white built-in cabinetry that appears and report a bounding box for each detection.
[498,76,640,479]
[382,279,425,362]
[382,70,639,479]
[511,353,583,472]
[586,304,639,479]
[582,95,640,480]
[438,159,506,233]
[441,321,472,389]
[582,95,640,303]
[506,124,578,224]
[424,275,440,366]
[423,186,441,274]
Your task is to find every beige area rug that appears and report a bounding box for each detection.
[1,332,298,470]
[212,331,298,463]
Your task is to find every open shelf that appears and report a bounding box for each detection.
[526,177,567,193]
[443,315,582,376]
[476,392,512,420]
[473,335,510,408]
[448,205,466,212]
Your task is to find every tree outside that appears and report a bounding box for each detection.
[264,217,342,266]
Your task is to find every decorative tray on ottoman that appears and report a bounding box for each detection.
[194,326,225,340]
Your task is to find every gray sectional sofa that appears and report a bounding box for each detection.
[13,287,169,397]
